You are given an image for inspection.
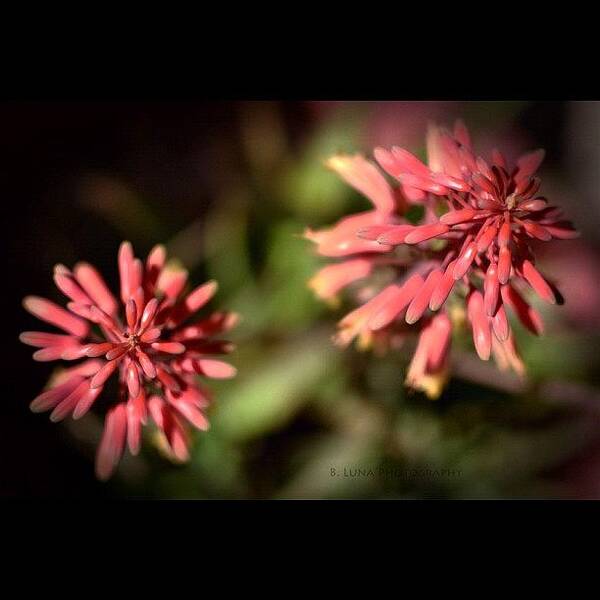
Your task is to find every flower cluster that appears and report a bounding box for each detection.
[306,121,577,398]
[21,242,237,479]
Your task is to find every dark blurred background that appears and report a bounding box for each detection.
[3,101,600,498]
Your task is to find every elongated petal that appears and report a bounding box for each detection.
[439,208,477,226]
[473,154,492,178]
[176,385,211,409]
[192,359,237,379]
[151,342,186,354]
[501,284,544,335]
[156,366,181,393]
[405,314,450,400]
[118,241,135,303]
[72,386,102,420]
[498,246,512,284]
[145,244,166,294]
[368,274,424,330]
[131,285,144,318]
[181,340,235,355]
[335,285,400,346]
[130,259,143,296]
[126,299,137,330]
[544,224,579,240]
[182,280,217,313]
[467,290,491,360]
[67,302,94,320]
[404,223,449,245]
[95,403,127,481]
[74,262,118,316]
[457,144,477,174]
[126,392,145,455]
[168,281,218,326]
[90,359,120,389]
[519,198,547,212]
[164,415,191,461]
[139,298,159,332]
[49,380,90,422]
[126,362,141,399]
[491,149,507,168]
[30,376,83,413]
[305,211,390,257]
[522,260,556,304]
[498,221,512,247]
[20,331,78,348]
[356,225,397,241]
[156,265,188,301]
[477,222,498,253]
[453,120,471,149]
[426,124,462,177]
[23,296,89,337]
[53,265,93,305]
[402,185,427,202]
[430,172,470,192]
[515,149,545,181]
[140,327,161,343]
[106,344,129,361]
[308,259,373,301]
[374,146,427,179]
[521,221,552,241]
[429,261,457,311]
[148,395,166,429]
[52,359,103,385]
[166,393,209,431]
[32,346,68,361]
[136,349,157,379]
[484,263,500,316]
[514,176,534,196]
[427,312,452,371]
[60,344,93,360]
[171,312,238,341]
[491,332,526,376]
[452,242,477,280]
[86,342,117,357]
[391,146,432,176]
[405,328,431,391]
[492,305,510,342]
[326,154,396,214]
[398,173,448,195]
[89,305,118,331]
[376,225,414,245]
[472,173,497,196]
[405,270,442,324]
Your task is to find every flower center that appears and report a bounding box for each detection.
[505,193,518,210]
[123,332,142,350]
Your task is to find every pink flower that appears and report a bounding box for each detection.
[306,121,577,396]
[21,242,237,480]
